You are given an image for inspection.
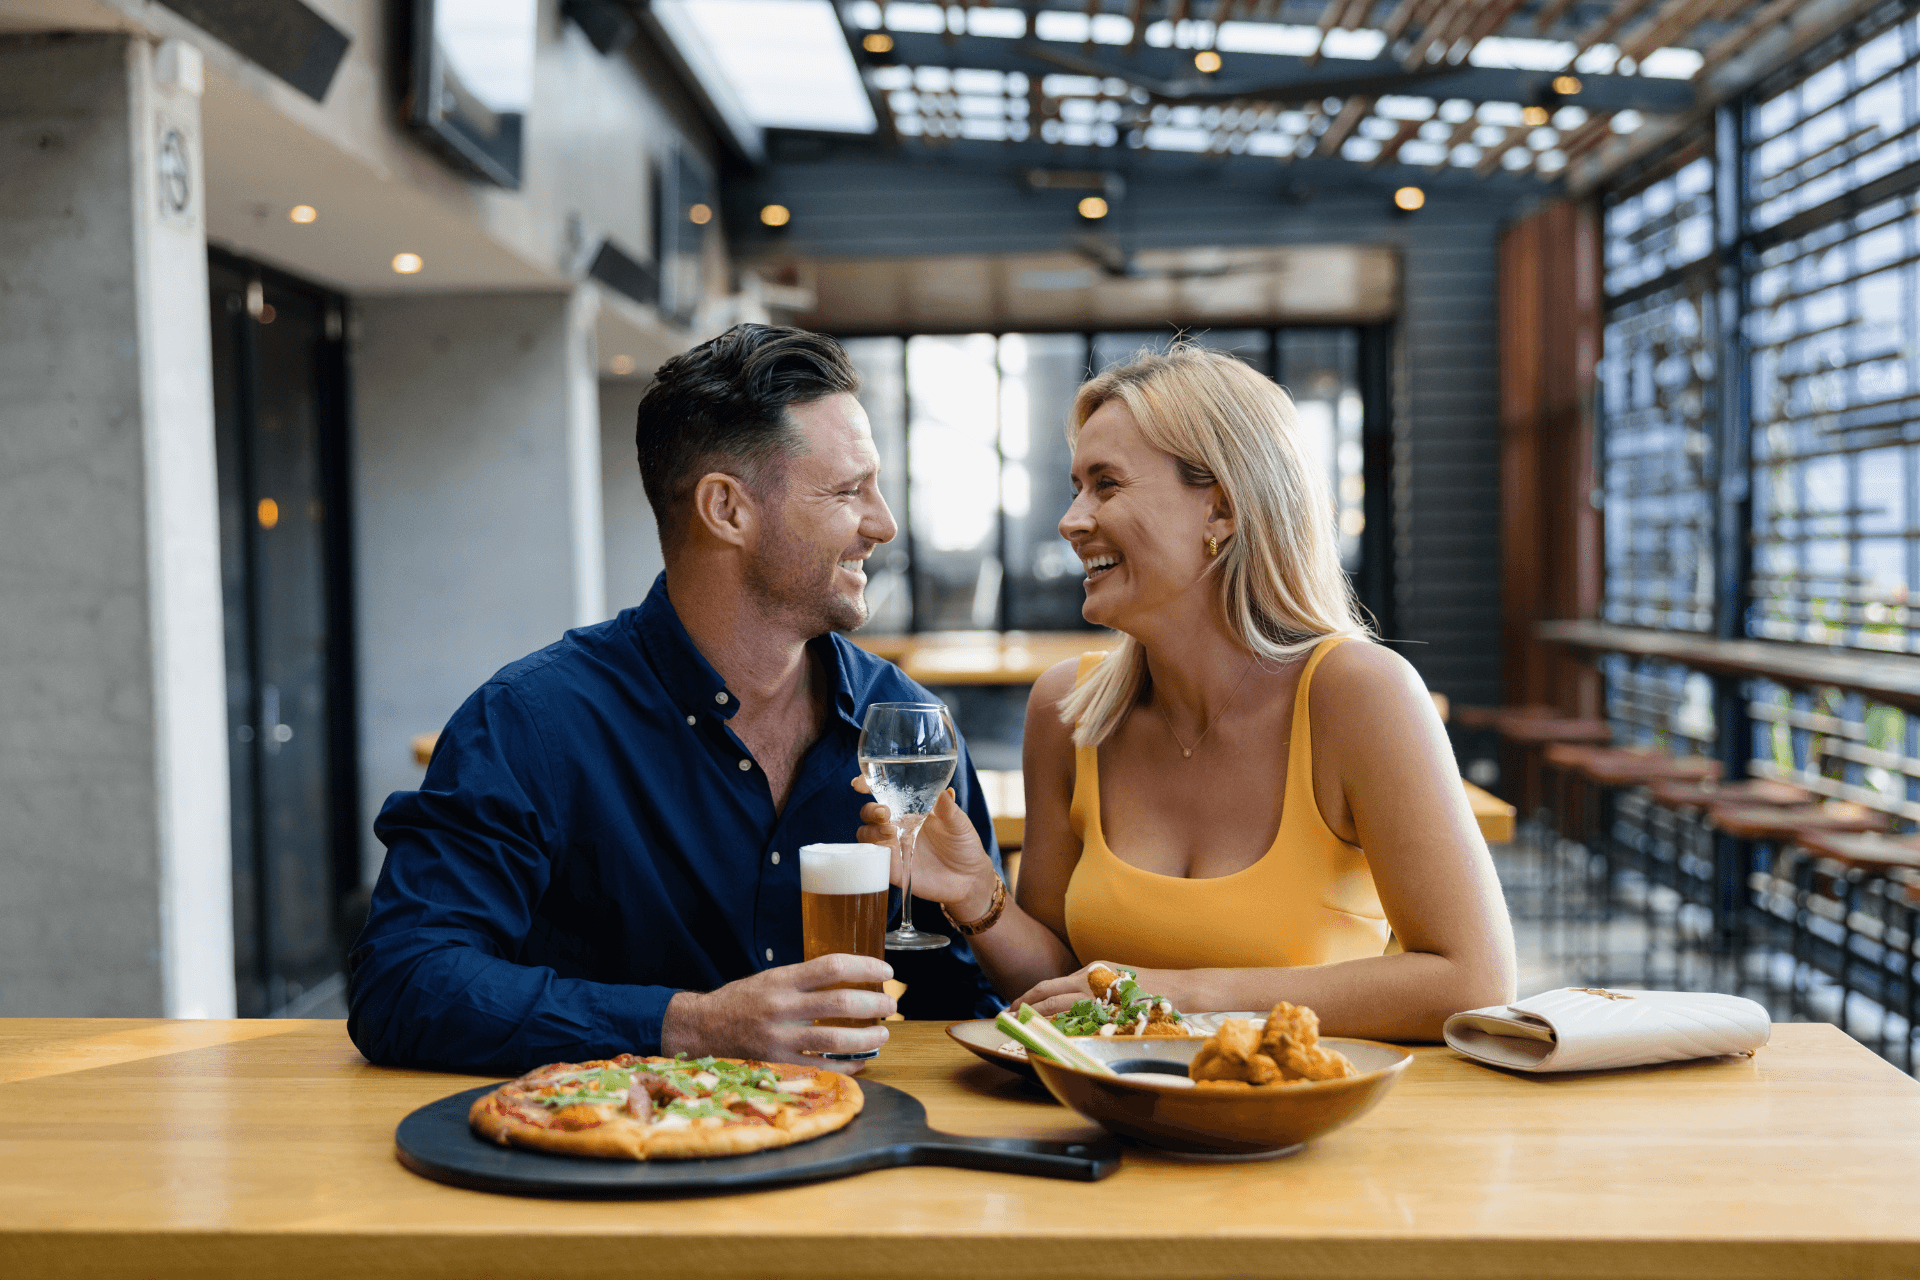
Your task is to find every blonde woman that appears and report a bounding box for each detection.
[857,345,1515,1040]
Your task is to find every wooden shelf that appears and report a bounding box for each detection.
[1538,621,1920,713]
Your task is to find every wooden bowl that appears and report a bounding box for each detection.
[1027,1035,1413,1156]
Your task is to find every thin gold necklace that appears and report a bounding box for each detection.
[1153,657,1259,759]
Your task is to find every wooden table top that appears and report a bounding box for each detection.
[851,631,1114,685]
[4,1018,1917,1277]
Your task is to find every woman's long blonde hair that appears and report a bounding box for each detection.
[1056,344,1373,748]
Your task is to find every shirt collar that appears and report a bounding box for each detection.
[821,634,865,733]
[632,573,737,721]
[631,572,869,732]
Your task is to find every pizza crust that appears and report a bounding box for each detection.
[467,1056,863,1162]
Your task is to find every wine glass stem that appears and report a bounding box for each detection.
[897,815,925,934]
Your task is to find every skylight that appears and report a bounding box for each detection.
[668,0,876,133]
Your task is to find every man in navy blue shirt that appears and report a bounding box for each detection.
[348,325,1005,1075]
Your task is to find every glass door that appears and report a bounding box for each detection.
[208,251,358,1017]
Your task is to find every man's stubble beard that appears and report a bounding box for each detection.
[744,509,868,637]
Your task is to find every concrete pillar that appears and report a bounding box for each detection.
[351,289,608,877]
[0,34,235,1017]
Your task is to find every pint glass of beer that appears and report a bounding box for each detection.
[799,842,890,1059]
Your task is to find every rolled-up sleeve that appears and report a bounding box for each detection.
[346,683,675,1074]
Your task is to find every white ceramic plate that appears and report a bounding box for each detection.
[945,1015,1219,1081]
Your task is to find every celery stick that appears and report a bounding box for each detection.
[995,1006,1113,1074]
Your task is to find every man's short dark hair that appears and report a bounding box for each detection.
[635,324,860,551]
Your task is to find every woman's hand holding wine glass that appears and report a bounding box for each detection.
[852,781,998,919]
[857,702,963,951]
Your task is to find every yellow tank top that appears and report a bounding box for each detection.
[1062,637,1393,970]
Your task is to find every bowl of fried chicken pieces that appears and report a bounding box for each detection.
[1028,1002,1413,1157]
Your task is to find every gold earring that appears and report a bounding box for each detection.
[1207,536,1219,557]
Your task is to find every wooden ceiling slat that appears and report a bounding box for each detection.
[1404,0,1489,70]
[1427,112,1482,167]
[1559,111,1618,160]
[1381,0,1447,46]
[1474,123,1528,174]
[1463,0,1531,50]
[1573,0,1665,60]
[1306,0,1350,67]
[1368,117,1424,164]
[1339,0,1379,31]
[1696,0,1802,77]
[1620,0,1722,63]
[1318,93,1377,152]
[1531,0,1585,34]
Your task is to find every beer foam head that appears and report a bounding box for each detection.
[799,843,890,895]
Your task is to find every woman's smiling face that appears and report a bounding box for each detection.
[1059,398,1225,631]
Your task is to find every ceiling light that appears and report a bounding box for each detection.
[391,253,424,274]
[1393,186,1426,211]
[1522,105,1550,126]
[1193,50,1222,73]
[760,204,791,227]
[1078,196,1109,219]
[289,205,317,224]
[610,354,637,376]
[688,203,713,225]
[863,32,893,54]
[1552,74,1582,95]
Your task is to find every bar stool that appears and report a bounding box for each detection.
[1705,802,1887,1008]
[1644,778,1813,987]
[1538,742,1611,938]
[1554,748,1720,982]
[1497,714,1612,839]
[1453,704,1561,812]
[1455,702,1561,729]
[1789,830,1920,1072]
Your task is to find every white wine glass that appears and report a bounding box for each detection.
[858,702,959,952]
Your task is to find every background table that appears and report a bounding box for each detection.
[4,1018,1918,1278]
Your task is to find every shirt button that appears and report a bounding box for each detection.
[770,851,781,865]
[738,759,752,772]
[715,691,729,705]
[764,948,774,962]
[685,715,696,726]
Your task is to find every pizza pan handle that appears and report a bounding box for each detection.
[901,1132,1122,1181]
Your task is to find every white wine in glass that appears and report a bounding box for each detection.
[858,702,959,952]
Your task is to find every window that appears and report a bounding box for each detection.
[1745,12,1920,653]
[844,328,1374,631]
[1600,154,1718,633]
[1750,19,1920,232]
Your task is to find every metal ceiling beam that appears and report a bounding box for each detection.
[758,130,1553,194]
[867,30,1696,112]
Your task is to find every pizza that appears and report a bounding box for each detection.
[468,1052,863,1160]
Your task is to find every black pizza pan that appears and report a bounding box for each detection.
[395,1080,1121,1197]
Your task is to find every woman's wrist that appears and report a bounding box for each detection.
[949,868,1001,921]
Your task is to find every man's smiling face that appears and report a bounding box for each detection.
[745,392,897,635]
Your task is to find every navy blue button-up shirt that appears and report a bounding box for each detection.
[348,573,1003,1074]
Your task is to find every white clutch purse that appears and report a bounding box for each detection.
[1443,987,1772,1073]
